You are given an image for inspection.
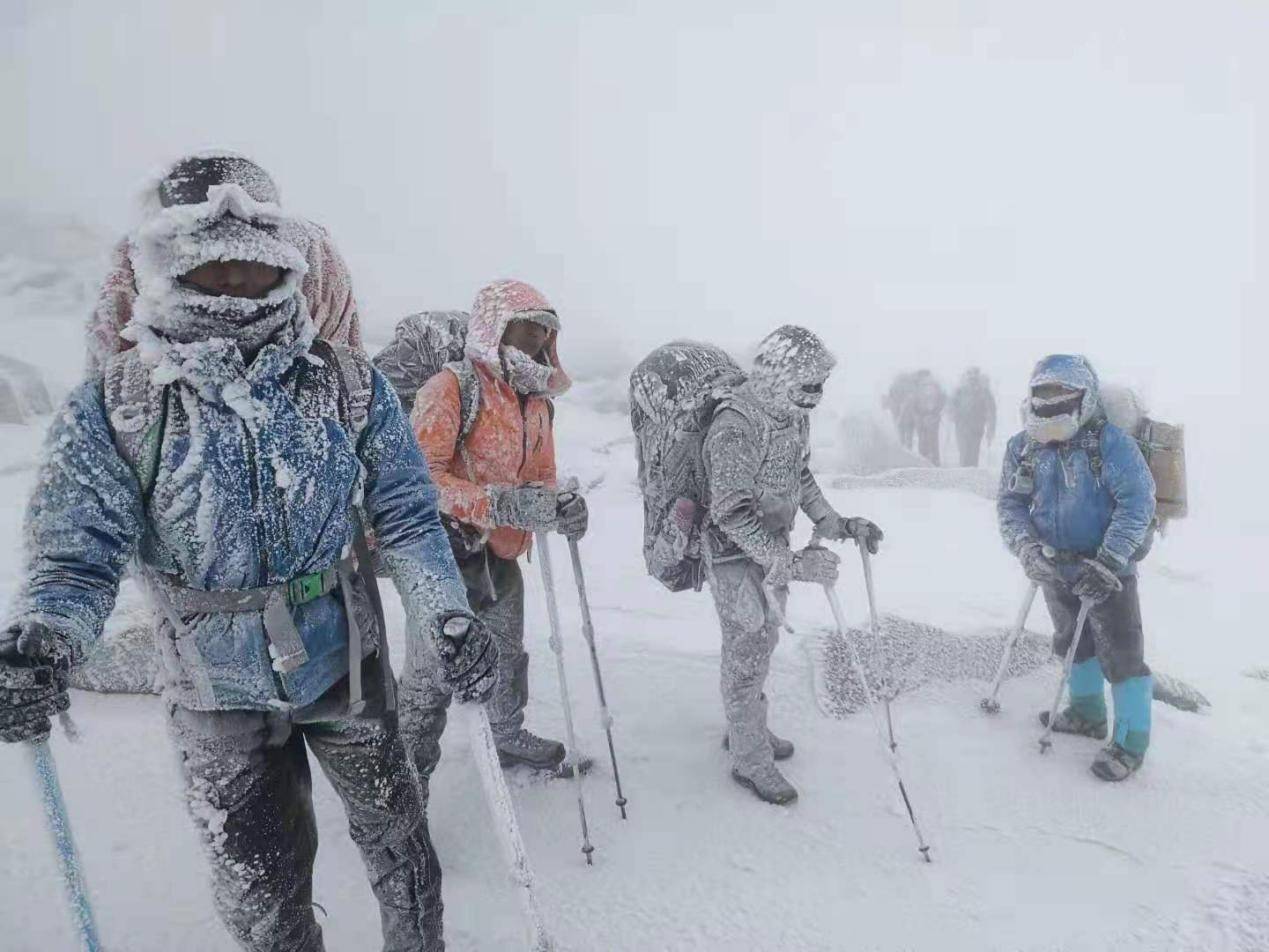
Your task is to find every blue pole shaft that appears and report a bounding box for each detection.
[27,739,102,951]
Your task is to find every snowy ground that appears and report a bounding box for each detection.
[1,230,1267,951]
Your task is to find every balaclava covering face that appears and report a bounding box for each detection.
[1024,354,1101,444]
[465,280,571,397]
[501,309,561,396]
[127,152,309,354]
[748,324,837,417]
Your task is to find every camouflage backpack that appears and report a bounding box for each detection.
[629,341,746,592]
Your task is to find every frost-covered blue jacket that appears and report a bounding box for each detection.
[12,341,467,711]
[997,421,1156,577]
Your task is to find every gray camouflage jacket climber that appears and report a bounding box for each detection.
[10,326,468,711]
[702,385,834,567]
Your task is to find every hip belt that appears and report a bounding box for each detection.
[151,553,372,714]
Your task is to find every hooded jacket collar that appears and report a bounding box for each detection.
[465,279,571,397]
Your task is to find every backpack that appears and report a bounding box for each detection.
[371,310,482,444]
[1100,385,1188,526]
[629,341,746,592]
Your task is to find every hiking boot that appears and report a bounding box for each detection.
[1090,743,1144,782]
[723,730,795,761]
[495,729,566,770]
[731,763,798,805]
[1038,707,1108,740]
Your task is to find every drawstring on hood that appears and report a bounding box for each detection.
[465,280,571,397]
[1024,354,1102,444]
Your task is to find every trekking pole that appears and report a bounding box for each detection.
[466,706,556,951]
[533,532,595,865]
[980,581,1040,714]
[27,736,103,951]
[566,538,628,819]
[1038,598,1093,754]
[811,537,932,862]
[856,545,897,752]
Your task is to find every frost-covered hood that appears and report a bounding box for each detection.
[747,324,836,415]
[1024,353,1101,444]
[465,279,571,396]
[125,151,310,353]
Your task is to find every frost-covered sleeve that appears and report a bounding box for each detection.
[1097,426,1156,570]
[411,370,496,531]
[84,238,138,376]
[9,381,144,655]
[358,367,468,618]
[798,420,835,524]
[997,433,1036,555]
[302,222,362,351]
[704,408,783,567]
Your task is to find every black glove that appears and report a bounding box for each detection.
[792,544,841,585]
[435,612,499,704]
[555,491,589,541]
[0,622,71,745]
[1072,556,1124,604]
[1018,542,1063,587]
[488,485,558,532]
[816,514,885,554]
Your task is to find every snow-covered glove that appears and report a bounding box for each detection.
[488,485,558,532]
[1072,556,1124,604]
[792,545,841,585]
[435,611,499,704]
[1018,542,1063,587]
[0,622,72,744]
[815,514,885,554]
[555,490,589,541]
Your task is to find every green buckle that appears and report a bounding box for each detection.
[288,571,326,606]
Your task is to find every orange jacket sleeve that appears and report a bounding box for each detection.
[411,369,495,530]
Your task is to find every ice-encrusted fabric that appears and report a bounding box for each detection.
[412,359,557,560]
[10,347,467,711]
[702,387,835,568]
[465,279,571,397]
[168,655,444,951]
[86,224,362,373]
[747,324,836,416]
[999,357,1155,574]
[707,558,786,773]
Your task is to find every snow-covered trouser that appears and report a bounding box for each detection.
[1042,576,1150,684]
[170,654,443,952]
[916,416,941,465]
[955,420,986,467]
[400,549,528,779]
[706,557,788,773]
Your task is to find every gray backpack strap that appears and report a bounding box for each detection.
[443,357,483,444]
[103,351,169,500]
[313,339,373,440]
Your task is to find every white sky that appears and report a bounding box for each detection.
[3,0,1264,524]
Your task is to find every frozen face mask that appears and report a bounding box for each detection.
[501,343,556,395]
[127,153,308,350]
[749,324,837,416]
[1023,354,1101,444]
